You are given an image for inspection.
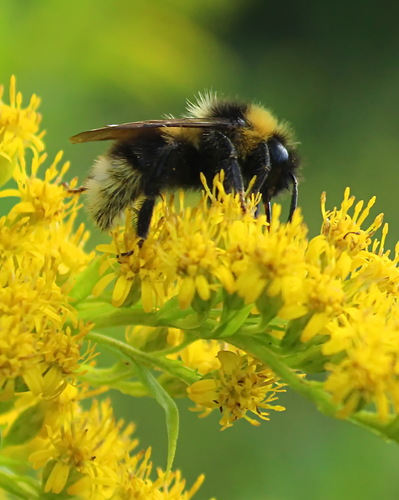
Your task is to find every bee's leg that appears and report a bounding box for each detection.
[287,173,298,222]
[118,197,156,257]
[62,182,88,194]
[264,199,272,225]
[246,142,271,219]
[228,153,246,213]
[137,197,156,240]
[248,143,271,196]
[203,131,246,213]
[135,144,179,239]
[120,144,179,258]
[262,174,297,226]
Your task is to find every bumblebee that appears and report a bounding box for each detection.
[70,93,300,239]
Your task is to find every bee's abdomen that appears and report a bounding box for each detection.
[85,155,142,230]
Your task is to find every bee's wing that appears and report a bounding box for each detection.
[70,117,247,143]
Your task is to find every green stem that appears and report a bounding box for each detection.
[86,331,199,385]
[0,468,40,500]
[76,301,218,333]
[109,380,151,397]
[351,411,399,443]
[77,305,164,328]
[230,333,399,444]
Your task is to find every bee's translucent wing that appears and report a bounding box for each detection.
[70,117,247,143]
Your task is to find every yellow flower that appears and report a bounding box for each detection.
[96,181,263,311]
[320,188,383,255]
[30,399,136,498]
[0,76,210,500]
[26,397,204,500]
[0,75,44,185]
[174,339,222,375]
[0,261,92,400]
[95,212,165,310]
[221,205,308,307]
[114,448,205,500]
[324,304,399,420]
[287,190,389,343]
[0,150,93,278]
[0,144,93,403]
[158,199,224,310]
[320,275,399,417]
[348,228,399,297]
[298,255,346,342]
[96,177,308,316]
[2,151,74,224]
[165,329,222,375]
[187,350,286,429]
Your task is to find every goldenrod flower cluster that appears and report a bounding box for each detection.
[0,77,205,499]
[2,75,399,498]
[96,174,399,428]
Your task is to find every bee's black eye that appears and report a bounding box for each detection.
[268,138,289,164]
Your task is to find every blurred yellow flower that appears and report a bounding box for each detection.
[0,75,44,185]
[115,448,205,500]
[30,399,136,497]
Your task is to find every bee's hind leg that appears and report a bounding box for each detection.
[117,197,156,259]
[136,197,156,241]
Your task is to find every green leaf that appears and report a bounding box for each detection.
[281,315,311,352]
[2,404,45,447]
[0,399,14,415]
[212,303,253,338]
[69,256,102,303]
[134,364,179,472]
[255,293,282,327]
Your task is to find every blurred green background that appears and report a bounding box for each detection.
[2,1,399,498]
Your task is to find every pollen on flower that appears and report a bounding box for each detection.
[187,350,286,429]
[96,190,229,310]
